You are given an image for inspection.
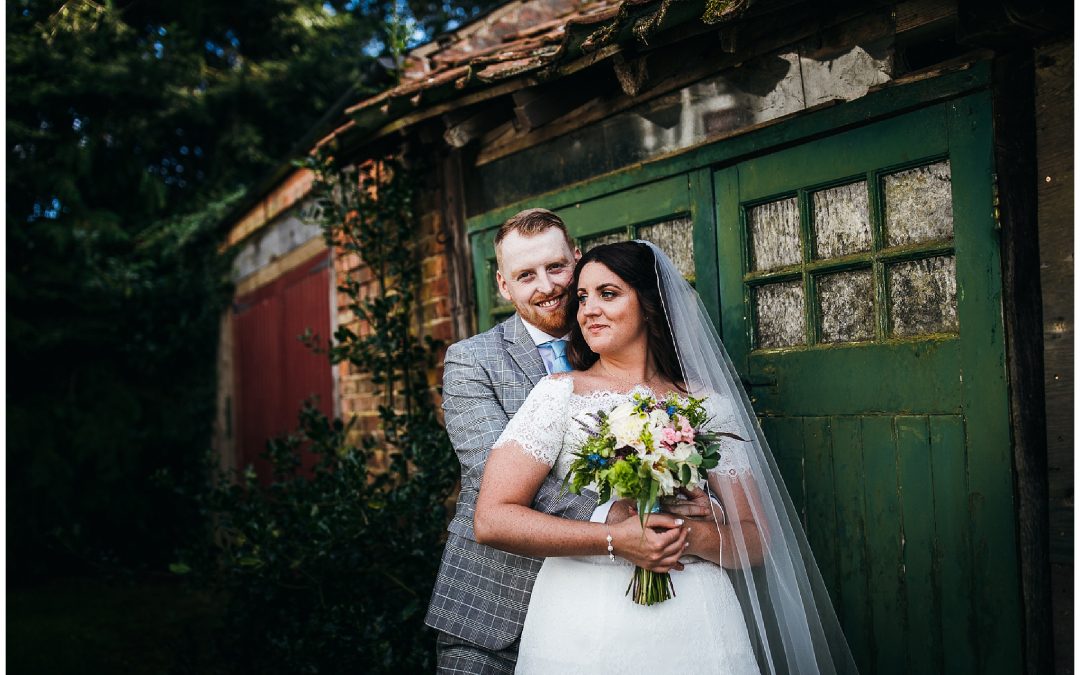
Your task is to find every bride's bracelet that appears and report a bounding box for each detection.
[605,532,615,562]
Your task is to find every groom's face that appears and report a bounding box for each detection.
[496,227,580,337]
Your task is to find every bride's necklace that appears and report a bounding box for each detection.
[599,360,655,390]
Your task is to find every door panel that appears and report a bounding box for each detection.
[234,252,333,483]
[715,95,1019,674]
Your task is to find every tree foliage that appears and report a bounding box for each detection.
[6,0,498,578]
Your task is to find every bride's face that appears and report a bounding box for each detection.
[575,261,647,357]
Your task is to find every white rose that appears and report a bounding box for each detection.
[608,404,648,451]
[671,442,695,462]
[606,402,637,426]
[646,409,671,451]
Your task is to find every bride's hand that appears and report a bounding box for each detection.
[609,513,688,573]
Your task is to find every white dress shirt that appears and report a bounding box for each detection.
[521,320,571,376]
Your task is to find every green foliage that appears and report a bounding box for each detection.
[183,154,458,672]
[6,0,498,578]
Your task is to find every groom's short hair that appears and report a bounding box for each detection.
[494,208,575,267]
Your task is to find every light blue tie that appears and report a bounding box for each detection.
[544,339,573,374]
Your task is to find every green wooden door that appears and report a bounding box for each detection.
[714,94,1021,674]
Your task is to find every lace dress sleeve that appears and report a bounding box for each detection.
[493,376,574,467]
[703,393,753,478]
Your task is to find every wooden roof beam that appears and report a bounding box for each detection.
[443,105,511,148]
[511,80,604,132]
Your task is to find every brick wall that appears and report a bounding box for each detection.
[333,170,456,467]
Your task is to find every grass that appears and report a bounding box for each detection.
[7,575,225,675]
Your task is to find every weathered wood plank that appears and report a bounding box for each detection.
[895,0,958,34]
[896,415,938,674]
[439,149,476,341]
[1035,36,1074,675]
[860,415,906,675]
[763,416,806,527]
[992,49,1054,675]
[929,414,977,673]
[830,416,872,670]
[803,416,841,611]
[688,167,722,331]
[1035,38,1073,562]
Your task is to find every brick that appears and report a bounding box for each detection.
[425,275,450,298]
[421,255,446,281]
[340,252,361,271]
[421,300,448,324]
[430,320,454,343]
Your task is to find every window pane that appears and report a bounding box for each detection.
[888,255,958,336]
[581,230,628,251]
[812,181,871,259]
[817,269,875,343]
[749,197,801,271]
[754,280,806,349]
[638,216,695,280]
[883,161,953,247]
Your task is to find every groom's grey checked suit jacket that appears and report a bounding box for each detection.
[425,314,596,652]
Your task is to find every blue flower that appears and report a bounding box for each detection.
[666,405,677,416]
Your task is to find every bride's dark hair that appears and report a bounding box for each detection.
[566,241,685,390]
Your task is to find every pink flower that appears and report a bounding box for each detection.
[679,419,695,443]
[661,427,680,446]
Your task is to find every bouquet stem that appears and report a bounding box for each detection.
[626,566,675,605]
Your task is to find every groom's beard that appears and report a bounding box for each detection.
[518,287,573,335]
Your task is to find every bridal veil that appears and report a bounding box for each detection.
[641,240,858,675]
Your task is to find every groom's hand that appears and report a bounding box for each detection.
[604,498,638,525]
[661,486,720,521]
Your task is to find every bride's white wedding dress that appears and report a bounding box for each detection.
[495,375,761,675]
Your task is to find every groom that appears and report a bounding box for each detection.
[426,209,685,673]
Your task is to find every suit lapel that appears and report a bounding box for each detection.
[504,314,547,386]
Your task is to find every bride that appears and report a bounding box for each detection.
[474,241,857,674]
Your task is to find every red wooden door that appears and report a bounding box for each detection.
[234,251,334,483]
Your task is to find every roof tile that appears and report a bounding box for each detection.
[330,0,754,145]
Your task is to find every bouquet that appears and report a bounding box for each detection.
[562,391,743,605]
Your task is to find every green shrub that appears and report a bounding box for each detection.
[181,154,458,673]
[191,403,455,673]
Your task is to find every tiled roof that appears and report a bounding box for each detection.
[323,0,753,149]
